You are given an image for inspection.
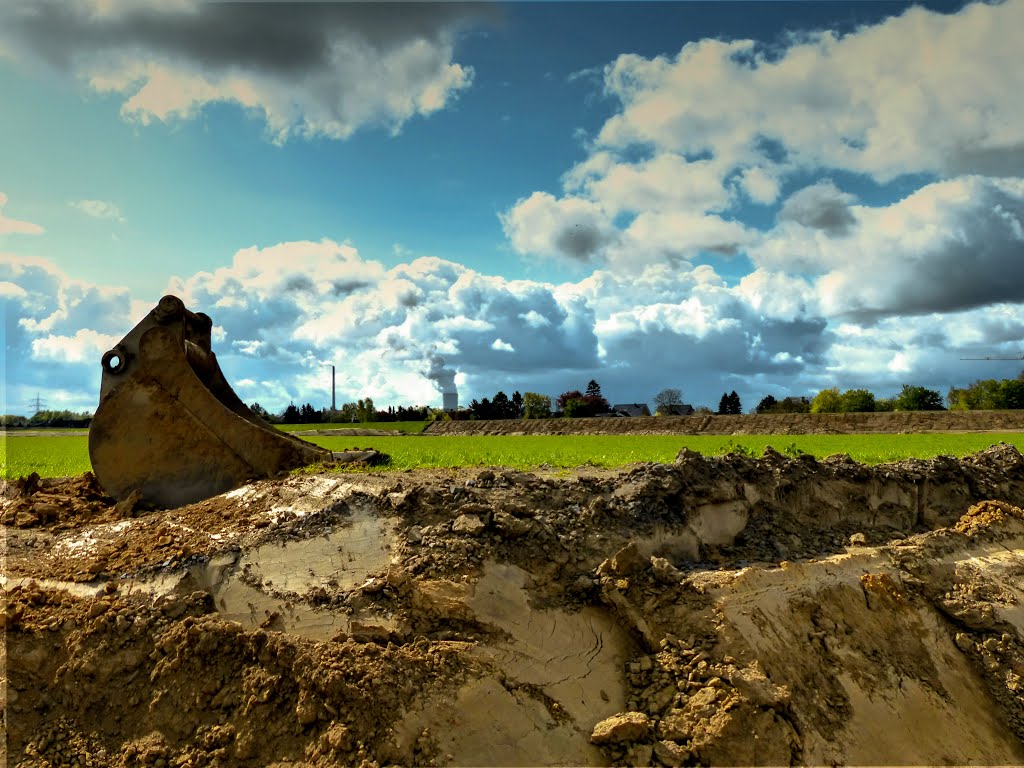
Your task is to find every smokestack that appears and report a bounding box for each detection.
[331,365,336,412]
[443,392,458,412]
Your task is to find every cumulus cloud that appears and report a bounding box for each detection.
[503,0,1024,278]
[1,253,142,410]
[31,328,119,364]
[6,234,1024,415]
[501,192,617,262]
[777,181,858,236]
[596,0,1024,181]
[1,1,489,142]
[168,239,602,406]
[753,176,1024,319]
[71,199,125,222]
[0,192,44,236]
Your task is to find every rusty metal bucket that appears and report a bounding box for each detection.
[89,295,333,508]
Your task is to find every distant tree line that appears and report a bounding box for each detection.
[245,371,1024,426]
[1,409,93,428]
[947,376,1024,410]
[249,398,432,425]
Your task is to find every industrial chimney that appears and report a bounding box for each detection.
[443,391,458,412]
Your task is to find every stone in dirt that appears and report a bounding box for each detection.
[452,513,486,535]
[590,711,651,744]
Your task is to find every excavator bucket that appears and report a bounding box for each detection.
[89,295,339,509]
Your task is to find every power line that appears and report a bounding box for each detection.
[28,393,47,415]
[960,355,1024,360]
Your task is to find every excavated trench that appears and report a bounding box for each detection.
[4,444,1024,766]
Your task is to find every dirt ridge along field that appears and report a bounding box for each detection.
[4,444,1024,766]
[424,408,1024,436]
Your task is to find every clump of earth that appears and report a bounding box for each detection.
[4,444,1024,766]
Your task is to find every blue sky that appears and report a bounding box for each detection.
[3,0,1023,416]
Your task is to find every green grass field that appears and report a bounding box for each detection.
[4,430,1024,479]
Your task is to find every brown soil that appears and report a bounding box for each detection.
[425,409,1024,435]
[4,444,1024,766]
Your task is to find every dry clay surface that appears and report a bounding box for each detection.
[4,445,1024,766]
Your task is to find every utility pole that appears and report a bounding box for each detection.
[30,393,46,415]
[331,365,336,413]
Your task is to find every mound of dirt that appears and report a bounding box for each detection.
[425,409,1024,436]
[4,445,1024,766]
[304,429,411,437]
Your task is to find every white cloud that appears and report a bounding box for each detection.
[501,192,617,262]
[564,152,732,216]
[71,199,125,222]
[5,234,1024,416]
[31,328,119,364]
[738,167,781,205]
[2,2,484,142]
[777,181,858,236]
[596,0,1024,181]
[0,192,44,236]
[752,176,1024,319]
[168,239,602,407]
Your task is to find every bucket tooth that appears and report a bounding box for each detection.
[89,295,331,508]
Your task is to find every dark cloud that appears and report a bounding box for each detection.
[594,313,832,411]
[330,279,370,297]
[843,180,1024,320]
[5,2,495,76]
[778,180,858,236]
[554,222,612,261]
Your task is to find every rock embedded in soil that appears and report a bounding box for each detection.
[590,711,652,744]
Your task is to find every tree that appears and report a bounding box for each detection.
[839,389,875,413]
[654,388,683,410]
[811,387,842,413]
[729,391,742,414]
[511,391,524,418]
[774,396,810,414]
[470,397,495,420]
[563,398,587,418]
[249,402,270,420]
[557,390,584,410]
[1000,379,1024,409]
[893,385,944,411]
[755,395,777,414]
[581,393,610,415]
[281,402,301,424]
[492,391,512,419]
[586,380,603,398]
[717,391,742,415]
[948,378,1024,410]
[299,403,323,423]
[522,392,551,419]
